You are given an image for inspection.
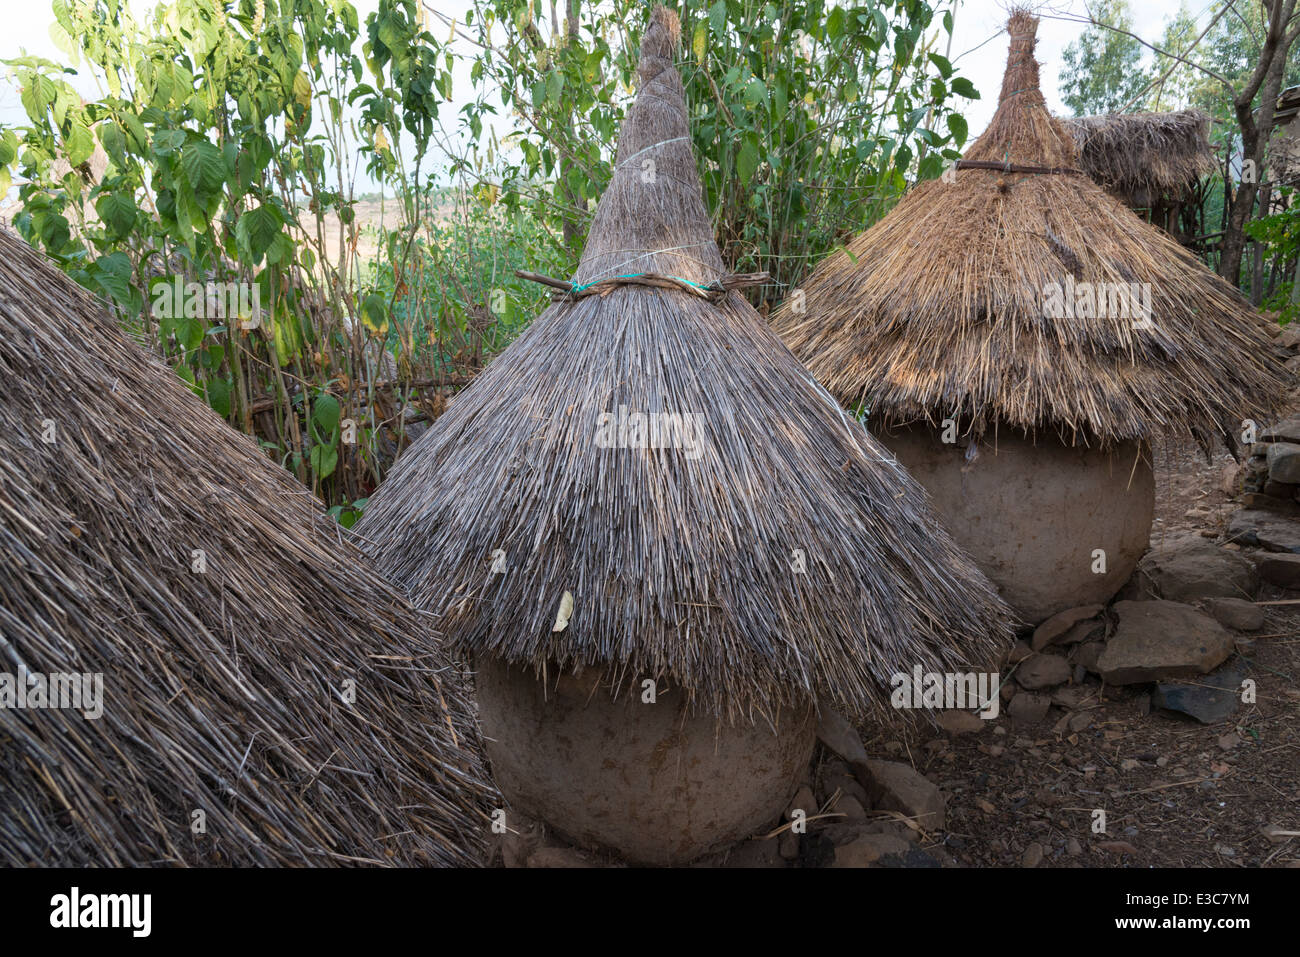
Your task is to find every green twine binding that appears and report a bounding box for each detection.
[568,273,720,295]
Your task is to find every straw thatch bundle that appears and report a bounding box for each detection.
[0,227,495,866]
[357,6,1012,727]
[772,10,1285,451]
[1063,109,1215,208]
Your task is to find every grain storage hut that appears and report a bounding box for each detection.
[773,11,1284,625]
[0,227,494,866]
[357,6,1012,866]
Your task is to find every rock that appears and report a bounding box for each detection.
[1008,691,1051,724]
[1031,604,1104,651]
[1096,840,1139,856]
[1151,662,1246,725]
[863,759,946,830]
[1254,551,1300,588]
[1228,509,1300,552]
[1206,597,1264,631]
[526,846,594,868]
[1067,712,1093,733]
[1277,326,1300,349]
[1262,416,1300,444]
[1098,601,1236,685]
[937,710,985,735]
[778,829,800,860]
[816,708,869,766]
[1220,462,1242,496]
[1120,758,1140,771]
[1016,653,1072,689]
[1070,640,1106,674]
[1129,535,1258,601]
[1051,684,1097,709]
[1067,837,1083,856]
[1264,480,1299,499]
[1021,842,1044,868]
[836,795,868,824]
[1006,640,1034,665]
[1267,442,1300,483]
[821,774,868,808]
[830,833,914,867]
[1238,492,1297,511]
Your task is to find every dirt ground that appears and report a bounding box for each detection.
[867,435,1300,869]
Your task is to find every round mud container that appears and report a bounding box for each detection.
[475,656,817,865]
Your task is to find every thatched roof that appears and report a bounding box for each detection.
[356,6,1012,725]
[772,11,1285,450]
[1062,109,1215,207]
[0,228,494,866]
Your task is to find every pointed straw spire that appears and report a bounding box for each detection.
[573,5,724,287]
[772,7,1286,450]
[964,9,1076,171]
[358,5,1013,725]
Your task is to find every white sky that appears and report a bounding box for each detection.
[0,0,1202,187]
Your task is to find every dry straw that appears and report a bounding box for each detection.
[1063,109,1215,208]
[773,9,1286,451]
[0,228,495,866]
[357,6,1013,727]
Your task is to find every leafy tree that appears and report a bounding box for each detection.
[1059,0,1152,115]
[429,0,978,294]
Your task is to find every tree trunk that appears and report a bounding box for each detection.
[1219,0,1296,285]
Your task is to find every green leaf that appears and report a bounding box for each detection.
[744,78,767,109]
[181,140,225,193]
[206,377,232,418]
[929,53,953,79]
[310,443,339,479]
[736,139,759,184]
[91,252,132,303]
[709,1,726,37]
[692,22,708,62]
[236,203,282,263]
[947,113,969,147]
[361,292,389,335]
[96,193,137,239]
[950,77,980,99]
[313,393,341,434]
[65,122,94,168]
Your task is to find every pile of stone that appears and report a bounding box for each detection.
[995,533,1262,729]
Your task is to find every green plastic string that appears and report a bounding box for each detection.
[568,273,720,295]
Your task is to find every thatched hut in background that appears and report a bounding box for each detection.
[773,11,1285,626]
[1062,109,1215,237]
[357,6,1012,866]
[0,227,494,866]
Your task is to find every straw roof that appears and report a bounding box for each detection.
[0,228,495,866]
[356,6,1012,726]
[772,10,1285,450]
[1062,109,1215,208]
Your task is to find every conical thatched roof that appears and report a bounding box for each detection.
[772,10,1285,450]
[0,228,494,866]
[1063,109,1214,208]
[356,6,1012,725]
